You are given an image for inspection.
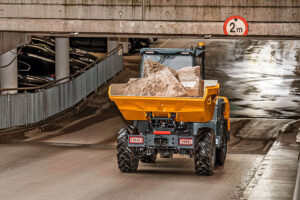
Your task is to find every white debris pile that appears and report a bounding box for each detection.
[111,60,204,97]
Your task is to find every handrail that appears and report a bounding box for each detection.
[0,45,122,92]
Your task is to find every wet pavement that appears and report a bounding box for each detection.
[0,83,297,200]
[0,143,264,200]
[242,120,300,200]
[153,39,300,119]
[0,108,297,200]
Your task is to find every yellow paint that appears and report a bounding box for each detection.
[109,84,220,123]
[218,96,231,131]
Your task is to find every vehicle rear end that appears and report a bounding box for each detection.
[109,45,230,175]
[109,80,230,175]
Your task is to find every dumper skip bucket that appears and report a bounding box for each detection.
[109,83,220,123]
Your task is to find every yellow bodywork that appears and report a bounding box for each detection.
[218,96,231,131]
[109,83,223,123]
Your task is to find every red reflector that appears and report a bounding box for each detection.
[153,131,171,135]
[179,138,193,146]
[129,136,144,144]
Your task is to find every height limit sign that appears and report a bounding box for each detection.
[223,16,249,36]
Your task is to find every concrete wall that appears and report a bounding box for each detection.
[0,0,299,37]
[0,32,30,55]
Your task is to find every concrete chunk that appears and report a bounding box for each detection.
[120,68,187,97]
[177,66,201,81]
[180,80,201,97]
[143,59,177,77]
[177,66,204,97]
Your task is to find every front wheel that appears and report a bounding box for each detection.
[117,127,139,172]
[194,128,216,176]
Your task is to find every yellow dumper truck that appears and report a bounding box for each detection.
[109,44,230,175]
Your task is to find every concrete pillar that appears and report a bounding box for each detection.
[119,38,129,54]
[107,38,118,53]
[0,49,18,94]
[55,37,70,83]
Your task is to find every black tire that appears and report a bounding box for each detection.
[194,128,216,176]
[216,118,228,166]
[140,153,157,163]
[117,127,139,172]
[216,134,227,166]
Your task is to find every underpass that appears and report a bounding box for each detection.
[0,38,299,200]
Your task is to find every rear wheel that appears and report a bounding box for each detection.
[194,128,216,176]
[216,117,228,166]
[117,127,139,172]
[140,153,157,163]
[216,134,227,166]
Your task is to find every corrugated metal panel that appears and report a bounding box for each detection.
[10,93,27,127]
[44,86,60,118]
[98,60,107,86]
[0,95,10,129]
[0,47,123,130]
[72,73,86,105]
[86,67,97,95]
[59,81,73,111]
[106,55,114,80]
[115,54,120,73]
[27,91,44,124]
[118,50,124,72]
[112,53,117,76]
[71,78,80,105]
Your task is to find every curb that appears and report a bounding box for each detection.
[292,120,300,200]
[242,119,300,199]
[293,155,300,200]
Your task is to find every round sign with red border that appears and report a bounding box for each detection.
[223,16,249,36]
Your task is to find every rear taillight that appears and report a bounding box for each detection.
[179,138,193,146]
[129,136,144,144]
[153,131,171,135]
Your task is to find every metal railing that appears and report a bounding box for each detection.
[0,46,123,130]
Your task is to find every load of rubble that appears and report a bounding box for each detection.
[110,60,204,97]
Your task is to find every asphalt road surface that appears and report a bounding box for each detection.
[0,115,292,200]
[0,38,299,200]
[0,97,293,200]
